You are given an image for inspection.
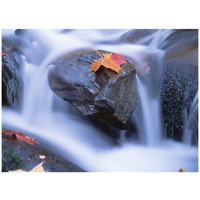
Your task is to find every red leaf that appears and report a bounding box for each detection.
[111,53,126,65]
[2,51,8,56]
[2,130,39,145]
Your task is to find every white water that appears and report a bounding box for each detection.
[136,76,161,146]
[2,29,198,172]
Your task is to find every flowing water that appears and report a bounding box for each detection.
[2,29,198,172]
[183,92,198,146]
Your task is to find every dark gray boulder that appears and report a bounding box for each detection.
[2,50,23,109]
[48,51,137,129]
[161,47,198,141]
[160,30,198,141]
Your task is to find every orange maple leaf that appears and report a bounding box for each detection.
[179,168,187,172]
[90,52,126,73]
[2,130,39,145]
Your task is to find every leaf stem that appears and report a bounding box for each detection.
[91,47,103,58]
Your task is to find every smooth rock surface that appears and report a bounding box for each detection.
[160,29,198,60]
[119,29,158,44]
[48,51,137,129]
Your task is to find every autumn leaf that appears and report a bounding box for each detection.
[30,161,46,172]
[2,130,39,145]
[111,53,127,65]
[9,161,46,172]
[179,168,187,172]
[2,51,8,56]
[90,52,126,73]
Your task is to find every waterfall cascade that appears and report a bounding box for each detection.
[2,29,198,172]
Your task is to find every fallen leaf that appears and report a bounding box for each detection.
[9,169,25,172]
[9,161,46,172]
[2,130,39,145]
[30,161,46,172]
[111,53,127,65]
[2,51,8,56]
[179,168,187,172]
[90,52,126,73]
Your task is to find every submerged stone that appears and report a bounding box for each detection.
[48,51,137,129]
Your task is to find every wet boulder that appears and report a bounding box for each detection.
[161,30,198,141]
[119,29,158,45]
[48,51,137,129]
[160,29,198,61]
[2,50,23,109]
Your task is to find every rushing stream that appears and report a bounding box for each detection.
[2,29,198,172]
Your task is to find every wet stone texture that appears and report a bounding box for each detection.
[158,29,198,142]
[48,51,137,129]
[2,50,23,109]
[2,135,85,172]
[161,49,198,141]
